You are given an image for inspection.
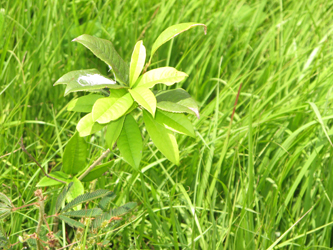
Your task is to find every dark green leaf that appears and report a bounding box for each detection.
[62,132,88,175]
[110,202,137,216]
[62,208,103,218]
[58,215,84,228]
[73,34,129,84]
[67,94,103,112]
[117,115,142,169]
[81,160,114,182]
[98,192,117,211]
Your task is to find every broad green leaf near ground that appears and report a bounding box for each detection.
[92,91,133,124]
[143,110,179,165]
[36,171,70,187]
[54,69,123,95]
[62,132,88,175]
[117,115,142,169]
[129,87,156,116]
[67,94,103,112]
[136,67,188,88]
[105,116,125,149]
[155,88,200,118]
[130,40,146,87]
[72,34,129,84]
[155,110,195,137]
[65,177,84,210]
[76,113,105,137]
[150,23,207,59]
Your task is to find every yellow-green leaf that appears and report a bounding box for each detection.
[129,87,156,116]
[76,113,105,137]
[130,40,146,87]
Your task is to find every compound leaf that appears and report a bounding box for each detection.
[117,115,142,169]
[130,40,146,86]
[155,110,195,137]
[76,113,105,137]
[62,132,87,175]
[143,110,179,165]
[136,67,187,88]
[62,208,103,218]
[54,69,123,96]
[68,94,103,112]
[129,87,156,116]
[58,215,84,228]
[151,23,207,59]
[73,34,129,84]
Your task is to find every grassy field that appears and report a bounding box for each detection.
[1,0,333,249]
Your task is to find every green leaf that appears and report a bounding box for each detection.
[56,182,74,214]
[143,110,179,165]
[105,116,125,149]
[62,208,103,218]
[92,93,133,124]
[73,34,129,84]
[136,67,188,88]
[58,215,84,228]
[62,132,88,175]
[68,94,103,112]
[117,115,142,169]
[36,171,70,187]
[110,202,137,216]
[129,87,156,116]
[156,89,200,118]
[155,110,195,137]
[130,40,146,86]
[61,189,112,213]
[151,23,207,59]
[81,160,114,182]
[0,192,12,208]
[54,69,123,96]
[76,113,105,137]
[0,203,11,220]
[66,177,84,210]
[98,192,117,211]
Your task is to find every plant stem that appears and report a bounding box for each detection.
[19,138,67,185]
[78,149,111,181]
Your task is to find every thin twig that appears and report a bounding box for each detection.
[19,138,67,184]
[78,149,111,181]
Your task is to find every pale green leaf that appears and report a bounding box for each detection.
[55,183,74,214]
[66,177,84,210]
[155,110,195,137]
[151,23,207,59]
[81,160,114,182]
[117,115,142,169]
[36,171,71,187]
[76,113,105,137]
[105,116,125,149]
[156,89,200,118]
[58,215,84,228]
[129,87,156,116]
[143,110,179,165]
[92,92,133,124]
[54,69,123,96]
[130,40,146,86]
[62,208,103,218]
[73,34,129,84]
[62,132,88,175]
[136,67,188,88]
[68,94,103,112]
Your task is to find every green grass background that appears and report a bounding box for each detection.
[1,0,333,249]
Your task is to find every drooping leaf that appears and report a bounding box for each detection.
[66,177,84,210]
[117,115,142,169]
[36,171,70,187]
[68,94,103,112]
[62,208,103,218]
[0,192,12,207]
[92,212,111,229]
[110,202,137,216]
[143,110,179,165]
[62,132,88,175]
[98,192,117,211]
[76,113,105,137]
[129,87,156,116]
[156,88,200,118]
[155,110,195,137]
[105,116,125,149]
[72,34,129,84]
[58,215,84,228]
[136,67,188,88]
[61,189,112,212]
[81,160,114,182]
[150,23,207,59]
[55,182,74,214]
[130,40,146,86]
[54,69,123,96]
[92,93,133,124]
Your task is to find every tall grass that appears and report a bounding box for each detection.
[1,0,333,249]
